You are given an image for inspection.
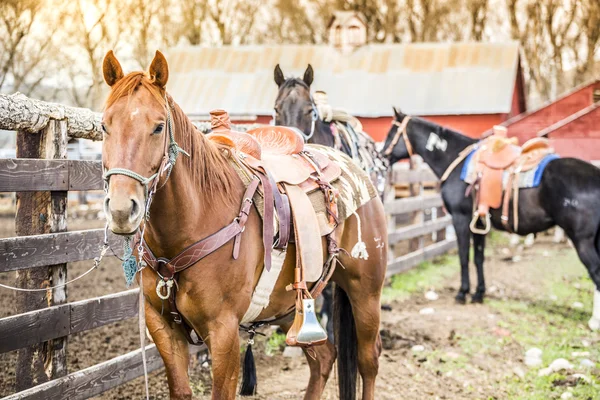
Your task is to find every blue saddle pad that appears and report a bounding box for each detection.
[460,150,559,189]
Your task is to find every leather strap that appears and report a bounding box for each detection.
[440,144,477,182]
[501,171,515,233]
[136,177,260,344]
[385,117,413,158]
[140,177,260,275]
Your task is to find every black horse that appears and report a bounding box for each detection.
[381,108,600,330]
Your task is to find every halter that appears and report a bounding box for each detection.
[384,116,413,158]
[103,95,189,214]
[302,97,320,141]
[273,88,319,142]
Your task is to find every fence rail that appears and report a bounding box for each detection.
[0,93,456,399]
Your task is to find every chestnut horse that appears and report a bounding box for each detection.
[101,50,386,400]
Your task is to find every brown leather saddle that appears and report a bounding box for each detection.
[208,110,343,347]
[471,126,554,234]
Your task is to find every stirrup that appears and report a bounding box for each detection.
[286,298,328,347]
[470,213,491,235]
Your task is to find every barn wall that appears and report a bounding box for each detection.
[506,81,600,144]
[549,138,600,161]
[547,107,600,139]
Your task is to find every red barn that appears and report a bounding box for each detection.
[166,14,525,141]
[484,80,600,161]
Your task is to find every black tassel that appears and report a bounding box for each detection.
[240,341,257,396]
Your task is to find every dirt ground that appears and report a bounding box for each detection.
[1,216,599,399]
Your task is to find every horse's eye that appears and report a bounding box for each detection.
[101,123,108,134]
[153,124,164,135]
[274,108,279,114]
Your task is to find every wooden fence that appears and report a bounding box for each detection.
[0,93,455,399]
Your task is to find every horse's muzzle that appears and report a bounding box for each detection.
[104,194,143,235]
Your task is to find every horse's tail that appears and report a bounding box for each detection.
[334,284,357,400]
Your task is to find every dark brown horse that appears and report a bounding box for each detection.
[101,50,387,399]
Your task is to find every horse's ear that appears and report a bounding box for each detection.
[103,50,124,87]
[274,64,285,87]
[149,50,169,88]
[392,107,405,120]
[303,64,314,87]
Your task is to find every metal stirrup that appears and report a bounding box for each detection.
[470,213,491,235]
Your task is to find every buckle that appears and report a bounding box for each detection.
[171,312,182,324]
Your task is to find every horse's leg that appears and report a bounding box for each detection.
[472,233,486,303]
[572,238,600,331]
[343,281,382,400]
[145,302,192,400]
[203,315,241,399]
[453,214,472,304]
[280,320,337,400]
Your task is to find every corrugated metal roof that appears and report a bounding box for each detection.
[166,42,520,118]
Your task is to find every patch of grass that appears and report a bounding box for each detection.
[484,248,600,399]
[487,230,510,248]
[265,331,286,357]
[382,254,458,302]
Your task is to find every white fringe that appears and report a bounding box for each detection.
[350,211,369,260]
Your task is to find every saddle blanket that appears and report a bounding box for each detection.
[461,149,559,189]
[231,144,378,235]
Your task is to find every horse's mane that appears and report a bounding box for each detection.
[170,101,238,210]
[105,72,237,210]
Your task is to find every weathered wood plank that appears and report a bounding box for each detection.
[2,345,164,400]
[0,159,67,192]
[386,238,457,277]
[0,305,70,354]
[392,166,438,183]
[68,160,103,191]
[70,290,139,335]
[388,216,453,244]
[384,194,444,215]
[0,290,139,354]
[0,229,124,272]
[0,159,104,192]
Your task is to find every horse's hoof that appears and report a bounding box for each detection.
[471,294,485,304]
[455,294,467,304]
[588,317,600,331]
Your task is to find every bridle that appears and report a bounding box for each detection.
[384,116,413,158]
[103,95,189,221]
[273,84,319,142]
[101,95,190,400]
[102,95,190,284]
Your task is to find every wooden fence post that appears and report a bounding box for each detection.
[15,119,68,390]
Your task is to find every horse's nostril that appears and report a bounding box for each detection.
[104,197,110,211]
[131,199,139,218]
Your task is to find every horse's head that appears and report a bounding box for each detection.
[381,107,412,164]
[101,50,171,234]
[273,64,318,138]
